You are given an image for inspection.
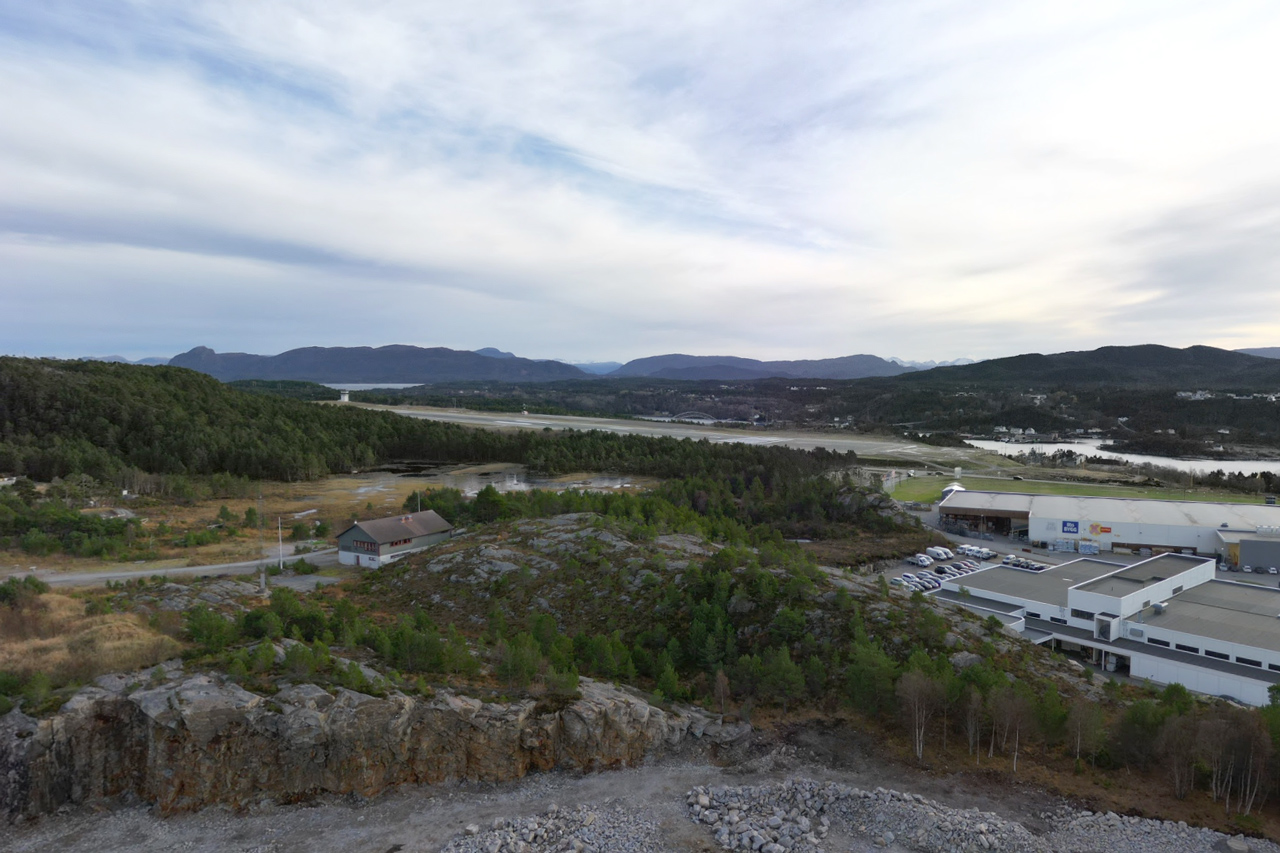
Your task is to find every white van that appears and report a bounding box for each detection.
[925,546,951,561]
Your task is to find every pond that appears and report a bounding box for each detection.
[367,462,659,497]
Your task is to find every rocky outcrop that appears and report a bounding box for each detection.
[0,671,749,820]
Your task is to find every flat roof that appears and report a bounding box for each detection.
[952,558,1123,609]
[1076,553,1211,597]
[1142,580,1280,653]
[939,491,1280,529]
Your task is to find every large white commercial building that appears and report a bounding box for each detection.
[938,491,1280,563]
[937,554,1280,706]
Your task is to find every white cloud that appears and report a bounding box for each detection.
[2,0,1280,362]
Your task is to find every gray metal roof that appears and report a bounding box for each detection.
[939,491,1280,529]
[342,510,452,544]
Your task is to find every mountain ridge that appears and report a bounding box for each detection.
[169,345,587,383]
[609,352,915,380]
[883,344,1280,389]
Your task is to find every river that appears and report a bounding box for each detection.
[964,438,1280,476]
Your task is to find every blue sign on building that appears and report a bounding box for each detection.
[1062,521,1079,534]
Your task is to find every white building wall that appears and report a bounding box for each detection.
[1129,653,1269,706]
[338,550,382,568]
[1125,619,1280,673]
[1031,516,1218,554]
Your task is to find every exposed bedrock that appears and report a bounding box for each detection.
[0,672,748,820]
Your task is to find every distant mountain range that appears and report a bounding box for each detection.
[888,344,1280,389]
[169,346,587,383]
[886,356,977,369]
[475,348,622,375]
[99,343,1280,387]
[164,346,918,383]
[608,353,915,381]
[80,355,171,366]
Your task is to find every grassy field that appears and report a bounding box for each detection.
[890,474,1273,505]
[0,594,180,685]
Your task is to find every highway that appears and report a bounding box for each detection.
[355,403,990,467]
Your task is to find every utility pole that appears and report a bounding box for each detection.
[278,516,284,576]
[258,493,267,596]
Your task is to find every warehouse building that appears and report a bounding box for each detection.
[337,509,453,569]
[936,553,1280,706]
[938,490,1280,561]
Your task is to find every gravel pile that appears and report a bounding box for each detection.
[686,779,1036,853]
[1043,809,1270,853]
[441,802,673,853]
[684,779,1279,853]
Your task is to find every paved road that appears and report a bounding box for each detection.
[355,403,996,468]
[24,549,341,588]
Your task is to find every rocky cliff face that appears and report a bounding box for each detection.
[0,668,748,820]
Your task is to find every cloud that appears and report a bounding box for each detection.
[3,0,1280,361]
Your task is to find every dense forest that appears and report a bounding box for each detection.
[0,358,854,484]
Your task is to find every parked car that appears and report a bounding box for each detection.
[1244,565,1254,573]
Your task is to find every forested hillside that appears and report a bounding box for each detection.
[0,358,853,485]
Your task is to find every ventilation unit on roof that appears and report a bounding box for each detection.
[1153,602,1166,614]
[1258,526,1280,536]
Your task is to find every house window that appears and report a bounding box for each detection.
[1205,650,1230,661]
[353,540,377,552]
[1129,628,1144,639]
[1049,617,1067,625]
[1175,643,1199,654]
[1172,586,1184,595]
[1071,608,1095,621]
[1148,638,1170,648]
[1236,657,1262,668]
[1026,612,1041,620]
[1268,663,1280,672]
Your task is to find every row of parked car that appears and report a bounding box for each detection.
[905,544,998,569]
[1221,564,1280,575]
[892,558,987,592]
[1002,554,1051,572]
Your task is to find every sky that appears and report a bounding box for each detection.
[3,0,1280,364]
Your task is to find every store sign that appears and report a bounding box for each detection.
[1089,523,1112,535]
[1062,521,1079,534]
